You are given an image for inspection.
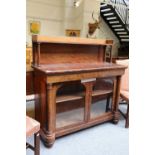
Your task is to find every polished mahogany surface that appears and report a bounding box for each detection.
[32,35,113,45]
[32,35,126,148]
[32,36,113,66]
[33,62,124,74]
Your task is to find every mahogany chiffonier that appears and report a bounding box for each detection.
[32,35,126,147]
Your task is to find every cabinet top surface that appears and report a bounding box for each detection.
[32,35,113,45]
[33,62,126,75]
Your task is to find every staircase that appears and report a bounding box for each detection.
[100,0,129,57]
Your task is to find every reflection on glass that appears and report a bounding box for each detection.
[56,81,85,129]
[90,78,113,119]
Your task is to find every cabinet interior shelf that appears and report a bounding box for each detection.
[56,89,112,103]
[56,93,83,103]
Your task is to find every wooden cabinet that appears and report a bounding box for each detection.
[32,35,126,147]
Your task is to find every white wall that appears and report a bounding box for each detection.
[26,0,65,45]
[63,0,84,32]
[26,0,119,55]
[83,0,120,56]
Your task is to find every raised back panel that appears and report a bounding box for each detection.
[39,43,104,64]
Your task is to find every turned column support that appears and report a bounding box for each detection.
[37,43,41,66]
[112,76,121,124]
[81,79,96,122]
[41,83,61,147]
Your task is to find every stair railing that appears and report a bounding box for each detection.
[111,0,129,28]
[102,0,129,29]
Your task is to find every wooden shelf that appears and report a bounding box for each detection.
[56,93,83,103]
[92,89,112,97]
[56,89,112,103]
[26,89,112,104]
[56,101,110,129]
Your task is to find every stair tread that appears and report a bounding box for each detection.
[114,28,125,31]
[121,39,129,41]
[100,3,129,43]
[103,14,114,17]
[100,9,112,13]
[119,33,129,35]
[112,25,122,27]
[103,13,114,16]
[109,21,119,23]
[114,29,125,31]
[100,4,108,8]
[106,17,117,20]
[119,36,129,39]
[117,32,128,34]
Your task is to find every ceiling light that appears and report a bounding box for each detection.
[74,0,83,8]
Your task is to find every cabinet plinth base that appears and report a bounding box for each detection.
[113,111,120,124]
[40,129,55,148]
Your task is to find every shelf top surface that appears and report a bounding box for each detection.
[33,62,126,74]
[32,35,113,45]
